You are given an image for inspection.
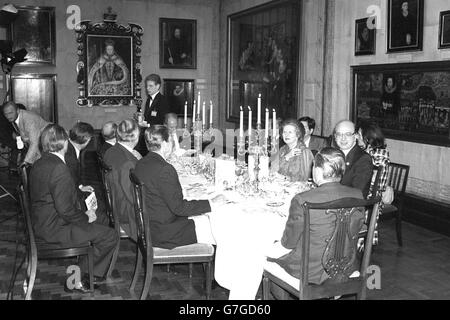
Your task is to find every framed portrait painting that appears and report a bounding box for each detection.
[387,0,424,53]
[163,79,195,115]
[226,0,300,122]
[75,18,143,107]
[8,6,56,65]
[352,62,450,147]
[160,18,197,69]
[439,10,450,49]
[355,18,376,56]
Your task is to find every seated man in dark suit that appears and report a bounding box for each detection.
[104,119,142,240]
[29,124,118,292]
[134,125,225,249]
[98,121,117,157]
[334,120,373,198]
[265,147,365,297]
[66,122,108,226]
[298,116,329,156]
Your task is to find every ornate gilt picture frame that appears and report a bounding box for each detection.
[75,10,144,107]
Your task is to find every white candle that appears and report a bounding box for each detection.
[193,100,196,121]
[248,106,252,139]
[272,109,276,138]
[209,100,213,126]
[197,91,201,114]
[202,101,206,126]
[257,94,261,125]
[184,101,188,125]
[265,108,269,138]
[239,106,244,138]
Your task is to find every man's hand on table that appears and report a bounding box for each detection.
[209,194,228,210]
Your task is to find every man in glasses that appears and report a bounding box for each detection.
[334,120,373,198]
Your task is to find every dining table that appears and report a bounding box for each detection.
[171,156,312,300]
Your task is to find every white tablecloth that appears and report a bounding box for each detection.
[178,172,306,300]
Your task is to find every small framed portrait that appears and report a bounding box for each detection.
[387,0,424,53]
[355,18,376,55]
[160,18,197,69]
[163,79,195,115]
[8,6,56,65]
[439,10,450,49]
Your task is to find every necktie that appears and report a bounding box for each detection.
[12,122,21,136]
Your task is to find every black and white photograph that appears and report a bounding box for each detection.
[1,0,450,307]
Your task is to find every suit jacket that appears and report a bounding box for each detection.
[341,144,373,198]
[143,92,169,125]
[307,135,330,156]
[104,143,138,240]
[273,182,364,284]
[65,142,81,187]
[134,151,211,249]
[17,109,49,164]
[30,153,89,244]
[98,141,114,158]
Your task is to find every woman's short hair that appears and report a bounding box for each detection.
[144,125,169,152]
[360,122,386,149]
[40,124,68,153]
[69,122,94,145]
[117,119,139,143]
[281,118,305,140]
[314,147,346,181]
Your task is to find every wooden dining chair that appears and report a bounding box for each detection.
[18,183,95,299]
[383,162,410,246]
[262,197,381,300]
[97,154,131,279]
[129,169,215,300]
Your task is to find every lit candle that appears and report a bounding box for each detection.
[209,100,213,126]
[202,101,206,126]
[248,106,252,139]
[265,108,269,138]
[257,94,261,125]
[193,100,196,121]
[273,109,276,138]
[184,101,188,126]
[240,106,244,138]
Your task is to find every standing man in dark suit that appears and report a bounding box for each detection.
[30,124,118,292]
[134,125,225,249]
[334,120,373,198]
[104,119,142,241]
[265,148,364,292]
[98,121,117,158]
[143,74,169,125]
[298,116,329,156]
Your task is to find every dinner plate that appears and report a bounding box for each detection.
[266,201,284,207]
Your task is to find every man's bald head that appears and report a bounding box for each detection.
[102,121,117,142]
[334,120,357,152]
[164,113,178,133]
[2,101,19,122]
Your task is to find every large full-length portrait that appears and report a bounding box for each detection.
[75,12,143,107]
[160,18,196,69]
[387,0,424,53]
[8,6,56,65]
[227,0,300,122]
[352,62,450,147]
[86,35,132,97]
